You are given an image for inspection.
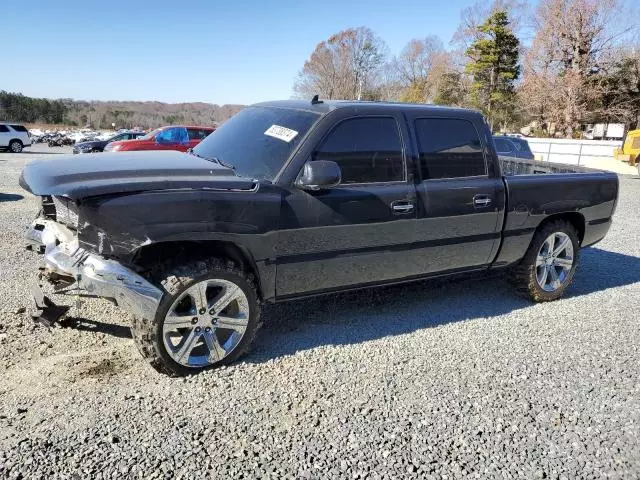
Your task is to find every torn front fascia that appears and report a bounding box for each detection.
[26,217,163,322]
[31,283,70,327]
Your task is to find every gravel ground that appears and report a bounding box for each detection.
[1,145,639,479]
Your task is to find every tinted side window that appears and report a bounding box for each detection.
[9,125,27,132]
[188,128,211,140]
[0,125,9,133]
[415,118,486,180]
[494,138,512,153]
[314,117,404,184]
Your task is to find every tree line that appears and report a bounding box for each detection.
[0,91,243,130]
[0,91,67,124]
[294,0,640,137]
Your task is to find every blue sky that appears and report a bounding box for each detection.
[5,0,483,105]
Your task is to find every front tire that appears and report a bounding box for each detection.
[9,140,23,153]
[131,258,262,376]
[509,220,580,302]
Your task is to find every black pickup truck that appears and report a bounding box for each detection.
[20,100,619,375]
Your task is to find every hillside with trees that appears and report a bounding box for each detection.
[294,0,640,137]
[0,91,244,129]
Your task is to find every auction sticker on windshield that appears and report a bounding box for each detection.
[264,125,298,143]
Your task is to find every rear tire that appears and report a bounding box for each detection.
[9,140,22,153]
[131,257,262,376]
[509,219,580,302]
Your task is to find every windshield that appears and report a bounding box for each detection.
[140,127,162,140]
[192,106,320,181]
[108,132,126,142]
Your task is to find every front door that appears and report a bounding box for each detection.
[275,115,418,297]
[155,126,189,151]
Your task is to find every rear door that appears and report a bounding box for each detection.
[276,113,418,297]
[407,115,505,273]
[187,128,209,149]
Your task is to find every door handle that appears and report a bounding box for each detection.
[391,201,414,213]
[473,195,492,207]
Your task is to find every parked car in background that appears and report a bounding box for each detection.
[493,135,535,160]
[104,125,214,152]
[73,131,146,154]
[0,122,32,153]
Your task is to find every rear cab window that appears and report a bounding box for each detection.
[313,117,404,184]
[9,125,28,133]
[414,118,487,180]
[0,125,9,133]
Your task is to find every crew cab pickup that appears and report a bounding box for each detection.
[20,100,619,376]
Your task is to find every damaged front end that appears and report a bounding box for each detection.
[26,196,162,325]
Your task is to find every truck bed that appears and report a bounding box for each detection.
[499,156,596,175]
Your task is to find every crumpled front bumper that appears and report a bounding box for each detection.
[26,218,163,320]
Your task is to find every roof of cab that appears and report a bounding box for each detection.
[252,99,482,118]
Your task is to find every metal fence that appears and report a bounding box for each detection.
[526,138,622,166]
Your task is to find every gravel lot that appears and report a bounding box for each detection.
[1,145,639,479]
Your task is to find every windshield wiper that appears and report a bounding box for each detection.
[187,148,235,170]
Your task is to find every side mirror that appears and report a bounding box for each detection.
[297,160,342,191]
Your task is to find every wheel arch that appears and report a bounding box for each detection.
[534,212,585,245]
[131,240,265,299]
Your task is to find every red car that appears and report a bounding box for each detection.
[104,125,215,152]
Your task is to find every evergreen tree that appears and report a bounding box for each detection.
[465,11,520,130]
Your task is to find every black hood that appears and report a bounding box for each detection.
[20,150,255,200]
[74,139,109,149]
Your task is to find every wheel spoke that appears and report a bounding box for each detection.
[164,313,195,329]
[216,314,248,332]
[211,285,241,315]
[189,282,209,312]
[548,266,561,289]
[536,255,546,267]
[203,330,226,363]
[552,236,570,257]
[554,257,573,269]
[175,328,200,363]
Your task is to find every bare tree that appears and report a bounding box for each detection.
[294,27,387,100]
[520,0,634,137]
[391,37,456,103]
[452,0,531,50]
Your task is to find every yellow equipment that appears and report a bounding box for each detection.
[614,129,640,166]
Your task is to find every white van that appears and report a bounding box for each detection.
[0,122,32,153]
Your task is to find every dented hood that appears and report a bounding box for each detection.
[19,150,255,199]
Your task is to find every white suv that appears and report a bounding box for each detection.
[0,122,32,153]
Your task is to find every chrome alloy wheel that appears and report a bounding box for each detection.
[162,279,250,367]
[535,232,574,292]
